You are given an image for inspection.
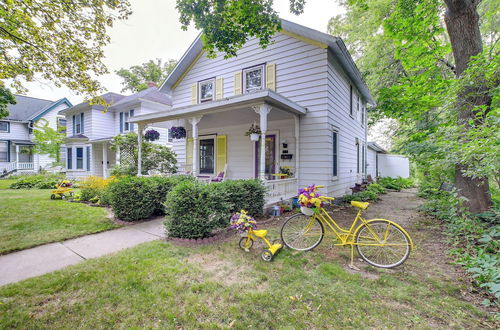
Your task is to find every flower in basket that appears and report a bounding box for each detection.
[170,126,187,139]
[244,123,261,136]
[230,209,257,233]
[144,129,160,141]
[298,185,323,209]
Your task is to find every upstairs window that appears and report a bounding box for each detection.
[0,121,9,133]
[349,85,353,116]
[120,109,135,133]
[361,105,365,126]
[73,113,84,134]
[243,65,264,93]
[58,118,67,133]
[198,79,215,103]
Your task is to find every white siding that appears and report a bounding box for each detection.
[90,110,115,139]
[367,148,377,178]
[0,121,29,141]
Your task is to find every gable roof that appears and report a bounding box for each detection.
[111,87,172,107]
[5,95,72,121]
[59,92,126,114]
[159,19,375,105]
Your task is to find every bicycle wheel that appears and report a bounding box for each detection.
[280,213,324,251]
[355,220,411,268]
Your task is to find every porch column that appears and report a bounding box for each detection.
[15,145,19,170]
[137,123,144,176]
[189,116,202,176]
[102,142,108,178]
[258,104,271,180]
[116,146,121,165]
[294,114,300,186]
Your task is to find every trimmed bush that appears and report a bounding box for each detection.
[164,179,266,239]
[108,175,194,221]
[10,173,64,189]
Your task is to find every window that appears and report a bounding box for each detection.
[199,138,215,174]
[58,118,67,133]
[0,141,8,162]
[332,131,338,178]
[73,113,84,134]
[76,147,84,169]
[362,143,365,174]
[356,139,360,174]
[67,147,72,169]
[243,65,264,93]
[168,129,173,142]
[361,105,365,126]
[120,110,135,132]
[0,121,9,133]
[198,79,215,103]
[349,85,353,116]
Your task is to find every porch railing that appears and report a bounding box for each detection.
[18,162,34,170]
[265,178,298,206]
[1,162,34,174]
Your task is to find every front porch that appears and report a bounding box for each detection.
[131,90,306,206]
[0,140,35,176]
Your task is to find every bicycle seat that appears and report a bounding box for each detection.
[252,230,268,238]
[351,201,369,209]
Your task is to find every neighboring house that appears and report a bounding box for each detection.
[129,19,375,205]
[0,95,72,176]
[59,87,172,179]
[367,142,410,179]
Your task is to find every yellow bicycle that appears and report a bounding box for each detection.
[280,185,413,268]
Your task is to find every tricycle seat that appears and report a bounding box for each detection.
[252,230,268,238]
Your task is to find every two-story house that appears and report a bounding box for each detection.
[129,19,375,204]
[59,87,172,179]
[0,95,72,176]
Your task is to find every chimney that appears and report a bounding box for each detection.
[147,81,156,88]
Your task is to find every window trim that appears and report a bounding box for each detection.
[67,147,73,170]
[198,78,216,103]
[243,64,265,93]
[120,109,135,133]
[76,147,84,170]
[0,121,10,133]
[332,129,339,180]
[74,113,82,134]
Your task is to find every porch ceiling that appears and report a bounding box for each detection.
[129,89,307,126]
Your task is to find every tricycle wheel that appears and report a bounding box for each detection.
[239,237,254,250]
[261,249,273,262]
[50,194,55,200]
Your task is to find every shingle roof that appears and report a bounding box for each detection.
[111,87,172,107]
[6,95,54,121]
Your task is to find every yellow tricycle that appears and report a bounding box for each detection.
[51,180,74,200]
[231,210,283,262]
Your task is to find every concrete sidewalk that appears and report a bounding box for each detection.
[0,218,165,286]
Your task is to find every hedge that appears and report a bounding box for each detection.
[107,175,194,221]
[164,179,266,239]
[9,173,65,189]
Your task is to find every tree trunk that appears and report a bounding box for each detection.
[443,0,492,213]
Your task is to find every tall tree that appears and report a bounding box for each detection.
[116,59,177,93]
[0,0,131,107]
[0,83,16,119]
[442,0,492,211]
[32,118,65,163]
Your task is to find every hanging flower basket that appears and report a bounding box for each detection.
[249,133,260,141]
[144,129,160,141]
[245,124,261,142]
[171,126,186,139]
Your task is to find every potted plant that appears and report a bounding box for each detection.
[279,166,293,179]
[170,126,186,139]
[298,184,324,216]
[245,123,261,141]
[144,129,160,141]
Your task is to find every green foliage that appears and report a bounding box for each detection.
[110,132,178,176]
[0,84,16,119]
[164,179,266,239]
[9,173,64,189]
[32,118,65,162]
[116,58,177,93]
[1,0,131,100]
[79,176,116,205]
[342,183,387,203]
[377,177,414,191]
[419,188,500,306]
[107,175,194,221]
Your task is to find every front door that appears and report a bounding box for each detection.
[199,138,215,175]
[255,134,276,180]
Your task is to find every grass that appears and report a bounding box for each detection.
[0,185,118,254]
[0,234,495,328]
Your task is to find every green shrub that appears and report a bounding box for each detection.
[9,173,64,189]
[343,183,386,203]
[164,179,266,239]
[107,175,194,221]
[79,176,116,205]
[377,177,414,191]
[164,181,231,239]
[366,183,386,194]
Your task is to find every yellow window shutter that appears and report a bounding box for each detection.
[234,72,242,95]
[191,84,198,104]
[215,77,224,100]
[186,138,194,169]
[216,135,227,173]
[266,63,276,91]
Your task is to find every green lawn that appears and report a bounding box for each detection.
[0,235,494,328]
[0,186,118,254]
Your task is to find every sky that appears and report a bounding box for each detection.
[16,0,345,105]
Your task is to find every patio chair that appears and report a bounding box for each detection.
[209,164,228,183]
